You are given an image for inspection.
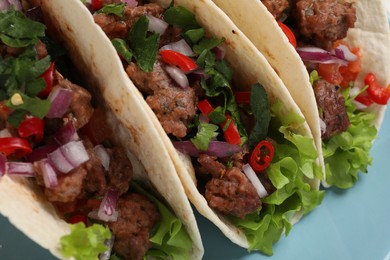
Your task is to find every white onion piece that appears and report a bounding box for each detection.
[60,141,90,168]
[99,235,115,260]
[122,0,137,8]
[160,39,194,57]
[0,153,6,176]
[146,14,168,35]
[6,162,35,177]
[48,148,74,173]
[164,65,189,88]
[39,159,58,188]
[0,129,12,138]
[319,118,327,136]
[94,145,110,171]
[349,86,362,98]
[353,100,368,110]
[47,86,73,118]
[97,189,119,222]
[242,164,268,198]
[332,44,357,62]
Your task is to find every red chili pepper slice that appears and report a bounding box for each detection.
[90,0,103,11]
[364,73,390,105]
[277,22,297,49]
[234,91,251,104]
[160,50,197,72]
[221,114,241,145]
[249,140,274,173]
[197,99,214,116]
[38,61,55,98]
[68,214,88,226]
[18,116,44,143]
[0,137,32,157]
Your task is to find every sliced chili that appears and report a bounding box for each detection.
[18,116,44,143]
[160,50,197,72]
[249,140,274,173]
[90,0,103,11]
[277,22,297,49]
[221,114,241,145]
[197,99,214,116]
[0,137,32,157]
[234,91,251,104]
[38,61,55,98]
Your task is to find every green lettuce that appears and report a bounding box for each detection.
[323,88,377,188]
[229,103,325,255]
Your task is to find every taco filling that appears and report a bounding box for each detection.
[87,0,325,254]
[261,0,382,188]
[0,3,192,260]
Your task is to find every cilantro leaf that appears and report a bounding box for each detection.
[191,123,219,151]
[163,6,200,30]
[209,106,226,124]
[127,16,159,72]
[6,93,51,119]
[0,8,46,47]
[193,37,224,55]
[97,3,125,17]
[183,28,204,44]
[111,38,133,64]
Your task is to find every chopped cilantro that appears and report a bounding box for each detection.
[96,3,125,17]
[190,123,219,151]
[111,38,133,64]
[183,28,205,44]
[163,6,200,30]
[127,16,160,72]
[209,106,226,124]
[193,37,224,55]
[6,93,51,120]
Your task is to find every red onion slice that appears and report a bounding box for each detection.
[46,86,73,118]
[26,143,59,162]
[296,47,348,66]
[164,65,189,88]
[93,145,110,171]
[173,140,242,157]
[97,189,119,222]
[332,44,357,62]
[122,0,137,8]
[6,162,35,177]
[39,159,58,188]
[0,153,6,176]
[242,164,268,198]
[54,122,79,145]
[60,141,90,168]
[212,46,226,60]
[160,39,194,57]
[146,14,168,35]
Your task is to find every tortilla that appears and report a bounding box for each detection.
[212,0,390,186]
[68,0,324,253]
[0,2,203,259]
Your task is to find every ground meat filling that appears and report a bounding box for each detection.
[198,154,261,218]
[261,0,291,21]
[292,0,356,50]
[313,79,350,139]
[126,60,197,138]
[109,193,161,260]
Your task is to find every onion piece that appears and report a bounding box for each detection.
[332,44,357,62]
[8,0,21,11]
[39,159,58,188]
[212,46,226,60]
[97,189,119,222]
[46,86,73,118]
[0,153,6,176]
[0,1,10,11]
[146,14,168,35]
[99,234,115,260]
[160,39,194,57]
[122,0,138,8]
[48,148,74,173]
[296,47,348,66]
[60,141,90,168]
[164,65,189,88]
[242,164,268,198]
[0,129,12,138]
[54,122,79,145]
[319,118,327,136]
[94,145,110,171]
[173,141,242,157]
[353,100,369,110]
[6,162,35,177]
[26,143,59,162]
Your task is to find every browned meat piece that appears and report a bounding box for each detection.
[58,78,94,129]
[197,154,226,178]
[35,40,48,59]
[109,193,161,260]
[293,0,356,50]
[205,167,261,218]
[229,150,249,169]
[84,143,107,195]
[44,166,88,203]
[123,3,164,28]
[159,26,183,47]
[262,0,291,20]
[94,13,128,39]
[107,147,133,196]
[126,60,197,138]
[313,79,350,139]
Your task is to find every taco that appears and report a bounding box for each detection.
[0,1,203,259]
[66,0,326,255]
[212,0,390,188]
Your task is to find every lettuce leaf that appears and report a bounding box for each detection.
[230,103,325,255]
[323,88,378,188]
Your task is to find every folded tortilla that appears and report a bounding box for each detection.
[212,0,390,187]
[60,0,326,254]
[0,1,203,259]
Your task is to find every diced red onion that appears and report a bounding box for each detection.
[6,162,35,177]
[160,39,194,57]
[242,164,268,198]
[296,47,348,66]
[332,44,357,62]
[0,1,10,11]
[173,141,242,157]
[0,153,6,177]
[26,143,59,162]
[93,145,110,171]
[319,118,327,136]
[164,65,189,88]
[212,46,226,60]
[38,159,58,188]
[0,129,12,138]
[46,86,73,118]
[122,0,137,8]
[1,0,21,11]
[48,141,89,173]
[99,234,115,260]
[54,122,79,145]
[146,14,168,35]
[97,189,119,222]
